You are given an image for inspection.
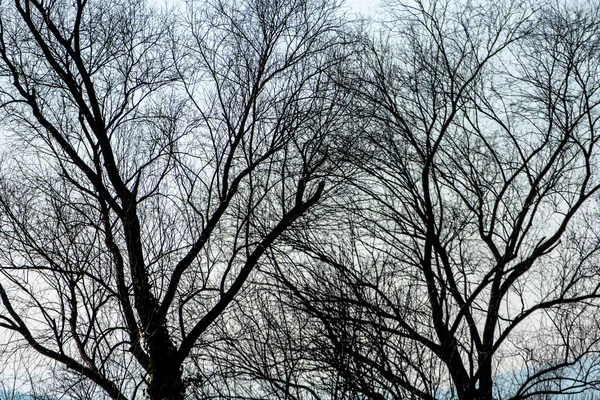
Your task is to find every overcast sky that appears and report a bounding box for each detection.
[346,0,379,15]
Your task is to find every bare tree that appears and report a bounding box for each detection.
[0,0,345,398]
[257,1,600,399]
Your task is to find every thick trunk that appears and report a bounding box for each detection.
[474,362,494,400]
[147,342,185,400]
[456,368,493,400]
[147,366,185,400]
[121,208,186,400]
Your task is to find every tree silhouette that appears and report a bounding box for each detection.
[0,0,345,398]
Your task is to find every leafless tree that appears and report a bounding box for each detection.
[256,1,600,399]
[0,0,346,398]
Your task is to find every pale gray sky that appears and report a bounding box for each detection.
[346,0,379,15]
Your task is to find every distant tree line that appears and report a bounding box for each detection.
[0,0,599,399]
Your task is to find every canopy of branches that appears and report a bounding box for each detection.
[0,0,599,400]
